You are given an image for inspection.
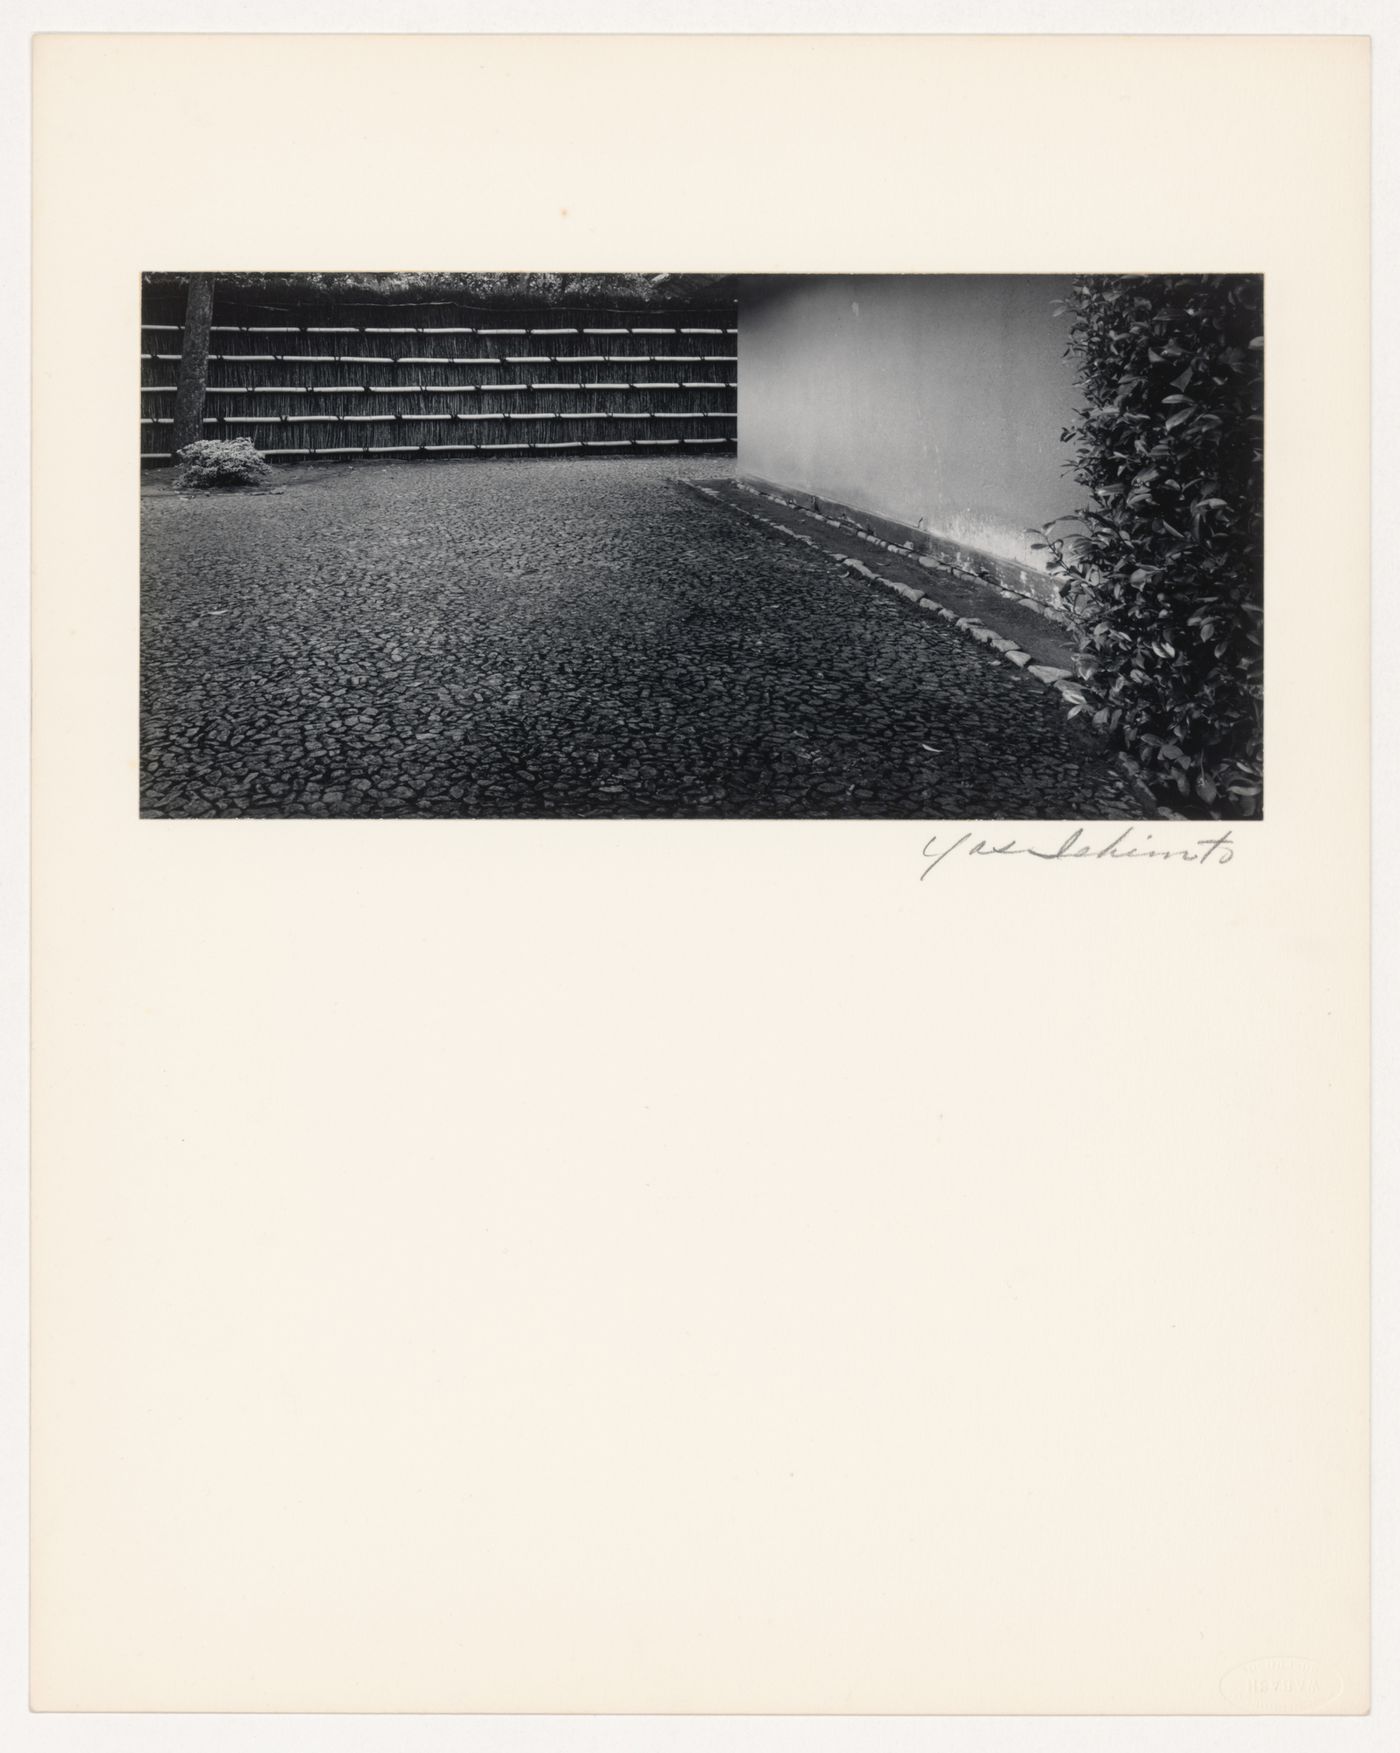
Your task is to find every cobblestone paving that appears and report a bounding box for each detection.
[140,455,1145,819]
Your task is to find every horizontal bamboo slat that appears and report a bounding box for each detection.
[145,319,737,334]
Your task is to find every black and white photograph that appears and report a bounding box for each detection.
[140,269,1264,822]
[26,18,1380,1732]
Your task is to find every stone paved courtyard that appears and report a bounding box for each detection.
[140,454,1145,819]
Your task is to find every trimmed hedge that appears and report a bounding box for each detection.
[1038,275,1264,816]
[142,270,729,309]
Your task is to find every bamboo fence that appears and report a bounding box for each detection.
[141,289,738,463]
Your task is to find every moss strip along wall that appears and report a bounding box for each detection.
[140,292,738,462]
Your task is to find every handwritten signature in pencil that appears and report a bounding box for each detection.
[921,826,1236,879]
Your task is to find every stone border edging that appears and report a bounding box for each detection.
[737,473,1072,627]
[676,477,1178,822]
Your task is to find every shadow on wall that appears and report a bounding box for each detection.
[735,274,1083,603]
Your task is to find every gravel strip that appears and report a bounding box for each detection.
[140,454,1146,819]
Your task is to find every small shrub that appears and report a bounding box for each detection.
[174,437,274,491]
[1037,275,1264,816]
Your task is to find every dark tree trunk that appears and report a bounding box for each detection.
[172,274,214,454]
